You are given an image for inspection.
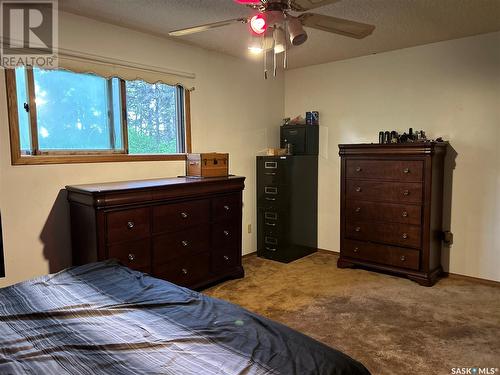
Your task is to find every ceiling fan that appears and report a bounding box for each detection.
[168,0,375,78]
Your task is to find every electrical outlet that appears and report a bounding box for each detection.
[247,224,252,234]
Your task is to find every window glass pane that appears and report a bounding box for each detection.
[15,67,31,152]
[125,80,178,154]
[33,68,119,150]
[111,78,123,150]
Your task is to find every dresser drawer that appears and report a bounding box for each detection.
[343,239,420,270]
[154,252,210,287]
[346,200,421,225]
[153,226,210,264]
[212,247,240,273]
[212,194,240,222]
[346,180,422,204]
[212,221,239,250]
[108,238,151,273]
[106,208,150,244]
[346,221,421,248]
[153,199,210,233]
[346,159,423,182]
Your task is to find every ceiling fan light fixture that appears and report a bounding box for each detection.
[273,27,286,54]
[287,17,308,46]
[250,14,267,35]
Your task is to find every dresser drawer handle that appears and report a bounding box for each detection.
[355,207,361,213]
[265,222,276,227]
[127,221,135,229]
[355,167,362,172]
[402,211,408,217]
[355,226,361,232]
[402,233,408,239]
[128,253,136,261]
[181,268,188,275]
[223,230,230,236]
[402,190,410,196]
[353,247,359,253]
[265,246,277,252]
[400,255,406,261]
[181,240,189,247]
[180,212,189,219]
[403,168,410,174]
[223,255,230,261]
[223,205,230,211]
[355,187,362,192]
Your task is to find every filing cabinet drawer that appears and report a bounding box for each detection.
[346,200,421,225]
[343,239,420,271]
[346,179,423,204]
[346,159,423,182]
[257,158,289,186]
[257,185,289,207]
[346,221,421,249]
[106,208,150,245]
[108,238,151,273]
[154,252,210,287]
[153,226,210,264]
[153,199,210,233]
[212,193,240,222]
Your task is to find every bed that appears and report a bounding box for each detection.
[0,260,370,374]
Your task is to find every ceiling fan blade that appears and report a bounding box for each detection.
[169,18,248,37]
[290,0,341,12]
[299,13,375,39]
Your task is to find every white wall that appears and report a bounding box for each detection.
[285,32,500,282]
[0,12,284,287]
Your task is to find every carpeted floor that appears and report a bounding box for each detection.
[204,252,500,375]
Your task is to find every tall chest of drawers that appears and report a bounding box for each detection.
[338,143,448,286]
[66,176,245,290]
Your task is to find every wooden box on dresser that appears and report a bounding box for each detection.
[66,176,245,290]
[338,143,448,286]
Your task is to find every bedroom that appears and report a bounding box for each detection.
[0,0,499,374]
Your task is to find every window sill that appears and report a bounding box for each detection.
[11,153,187,165]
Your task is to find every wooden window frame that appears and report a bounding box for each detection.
[5,69,192,165]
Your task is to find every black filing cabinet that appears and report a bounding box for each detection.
[257,155,318,263]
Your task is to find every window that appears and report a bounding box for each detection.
[6,67,191,164]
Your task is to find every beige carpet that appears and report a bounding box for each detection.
[204,252,500,375]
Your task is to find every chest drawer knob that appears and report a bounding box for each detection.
[356,167,362,172]
[402,211,408,217]
[223,255,230,261]
[224,205,230,211]
[181,268,188,275]
[403,168,410,174]
[402,233,408,239]
[400,255,406,261]
[180,212,189,219]
[128,253,136,261]
[402,190,410,196]
[355,207,361,213]
[127,221,135,229]
[355,186,362,192]
[181,240,189,247]
[353,247,359,253]
[355,226,361,232]
[223,230,230,236]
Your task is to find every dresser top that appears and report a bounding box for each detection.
[339,142,448,156]
[66,176,245,194]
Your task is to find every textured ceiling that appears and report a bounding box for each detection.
[61,0,500,68]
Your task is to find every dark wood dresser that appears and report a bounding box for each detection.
[338,143,448,286]
[66,176,245,290]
